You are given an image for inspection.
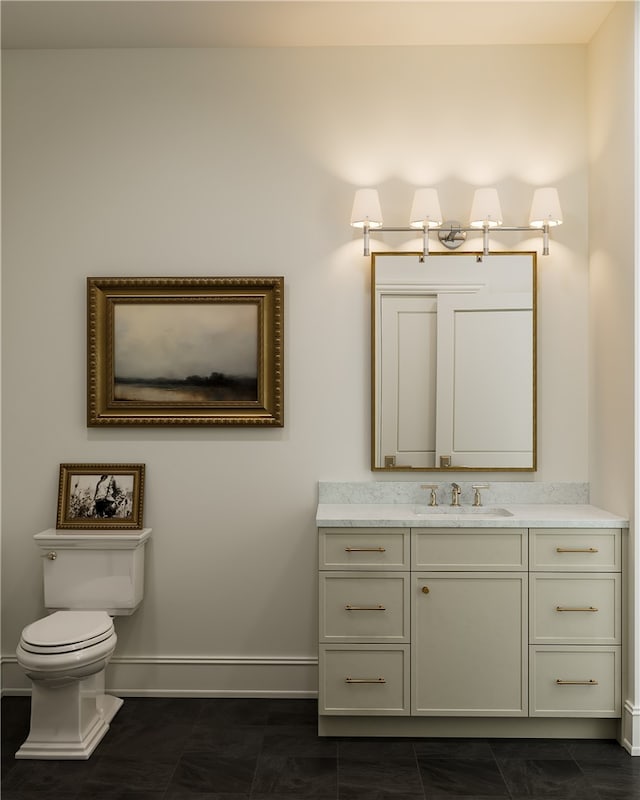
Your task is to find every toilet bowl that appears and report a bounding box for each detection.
[15,610,123,760]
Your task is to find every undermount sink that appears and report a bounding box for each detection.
[462,506,513,517]
[413,505,513,518]
[413,505,463,516]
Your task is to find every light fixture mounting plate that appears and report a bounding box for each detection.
[438,221,467,250]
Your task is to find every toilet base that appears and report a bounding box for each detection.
[16,672,123,760]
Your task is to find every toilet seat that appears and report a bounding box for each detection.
[16,611,118,683]
[20,611,114,655]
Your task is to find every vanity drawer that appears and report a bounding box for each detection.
[319,572,409,642]
[412,528,527,570]
[529,529,621,572]
[529,574,621,645]
[529,646,621,717]
[318,644,410,715]
[319,528,410,570]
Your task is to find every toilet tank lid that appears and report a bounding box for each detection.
[21,611,113,647]
[34,528,152,549]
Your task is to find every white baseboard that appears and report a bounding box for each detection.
[3,653,638,755]
[1,654,318,698]
[622,700,640,755]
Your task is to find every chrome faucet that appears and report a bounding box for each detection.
[450,483,461,507]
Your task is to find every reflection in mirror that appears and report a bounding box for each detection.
[372,252,536,471]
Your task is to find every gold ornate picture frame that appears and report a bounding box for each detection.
[87,276,284,426]
[57,463,145,530]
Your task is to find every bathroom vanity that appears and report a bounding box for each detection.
[316,483,628,742]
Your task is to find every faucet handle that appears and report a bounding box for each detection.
[472,483,490,507]
[420,484,439,507]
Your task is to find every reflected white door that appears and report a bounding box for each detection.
[435,293,533,468]
[378,295,437,468]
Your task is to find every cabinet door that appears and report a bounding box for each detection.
[412,572,527,716]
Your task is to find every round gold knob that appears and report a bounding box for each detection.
[47,551,57,560]
[421,585,429,594]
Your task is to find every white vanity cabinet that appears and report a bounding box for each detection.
[317,517,625,739]
[412,529,528,716]
[529,528,622,717]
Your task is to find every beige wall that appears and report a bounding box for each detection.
[588,4,636,517]
[587,0,639,750]
[2,43,591,693]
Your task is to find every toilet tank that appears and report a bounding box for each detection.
[34,528,152,615]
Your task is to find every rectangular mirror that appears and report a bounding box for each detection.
[372,252,536,471]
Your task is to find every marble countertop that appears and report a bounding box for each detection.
[316,503,628,528]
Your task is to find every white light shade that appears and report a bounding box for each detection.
[529,187,563,227]
[409,188,443,229]
[350,188,383,228]
[469,188,503,228]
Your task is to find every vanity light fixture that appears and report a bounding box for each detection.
[351,186,563,259]
[350,188,383,259]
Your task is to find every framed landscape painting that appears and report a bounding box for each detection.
[87,277,284,426]
[57,463,145,530]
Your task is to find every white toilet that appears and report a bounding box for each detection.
[15,527,152,760]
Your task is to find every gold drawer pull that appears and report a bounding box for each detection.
[556,679,599,686]
[345,547,386,553]
[345,677,386,684]
[345,604,386,611]
[556,606,599,612]
[556,547,599,553]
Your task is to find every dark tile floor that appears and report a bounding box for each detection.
[2,696,639,799]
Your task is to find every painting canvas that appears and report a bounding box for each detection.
[87,277,284,426]
[113,302,259,403]
[57,463,145,530]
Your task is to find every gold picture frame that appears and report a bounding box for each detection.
[87,276,284,426]
[57,463,145,530]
